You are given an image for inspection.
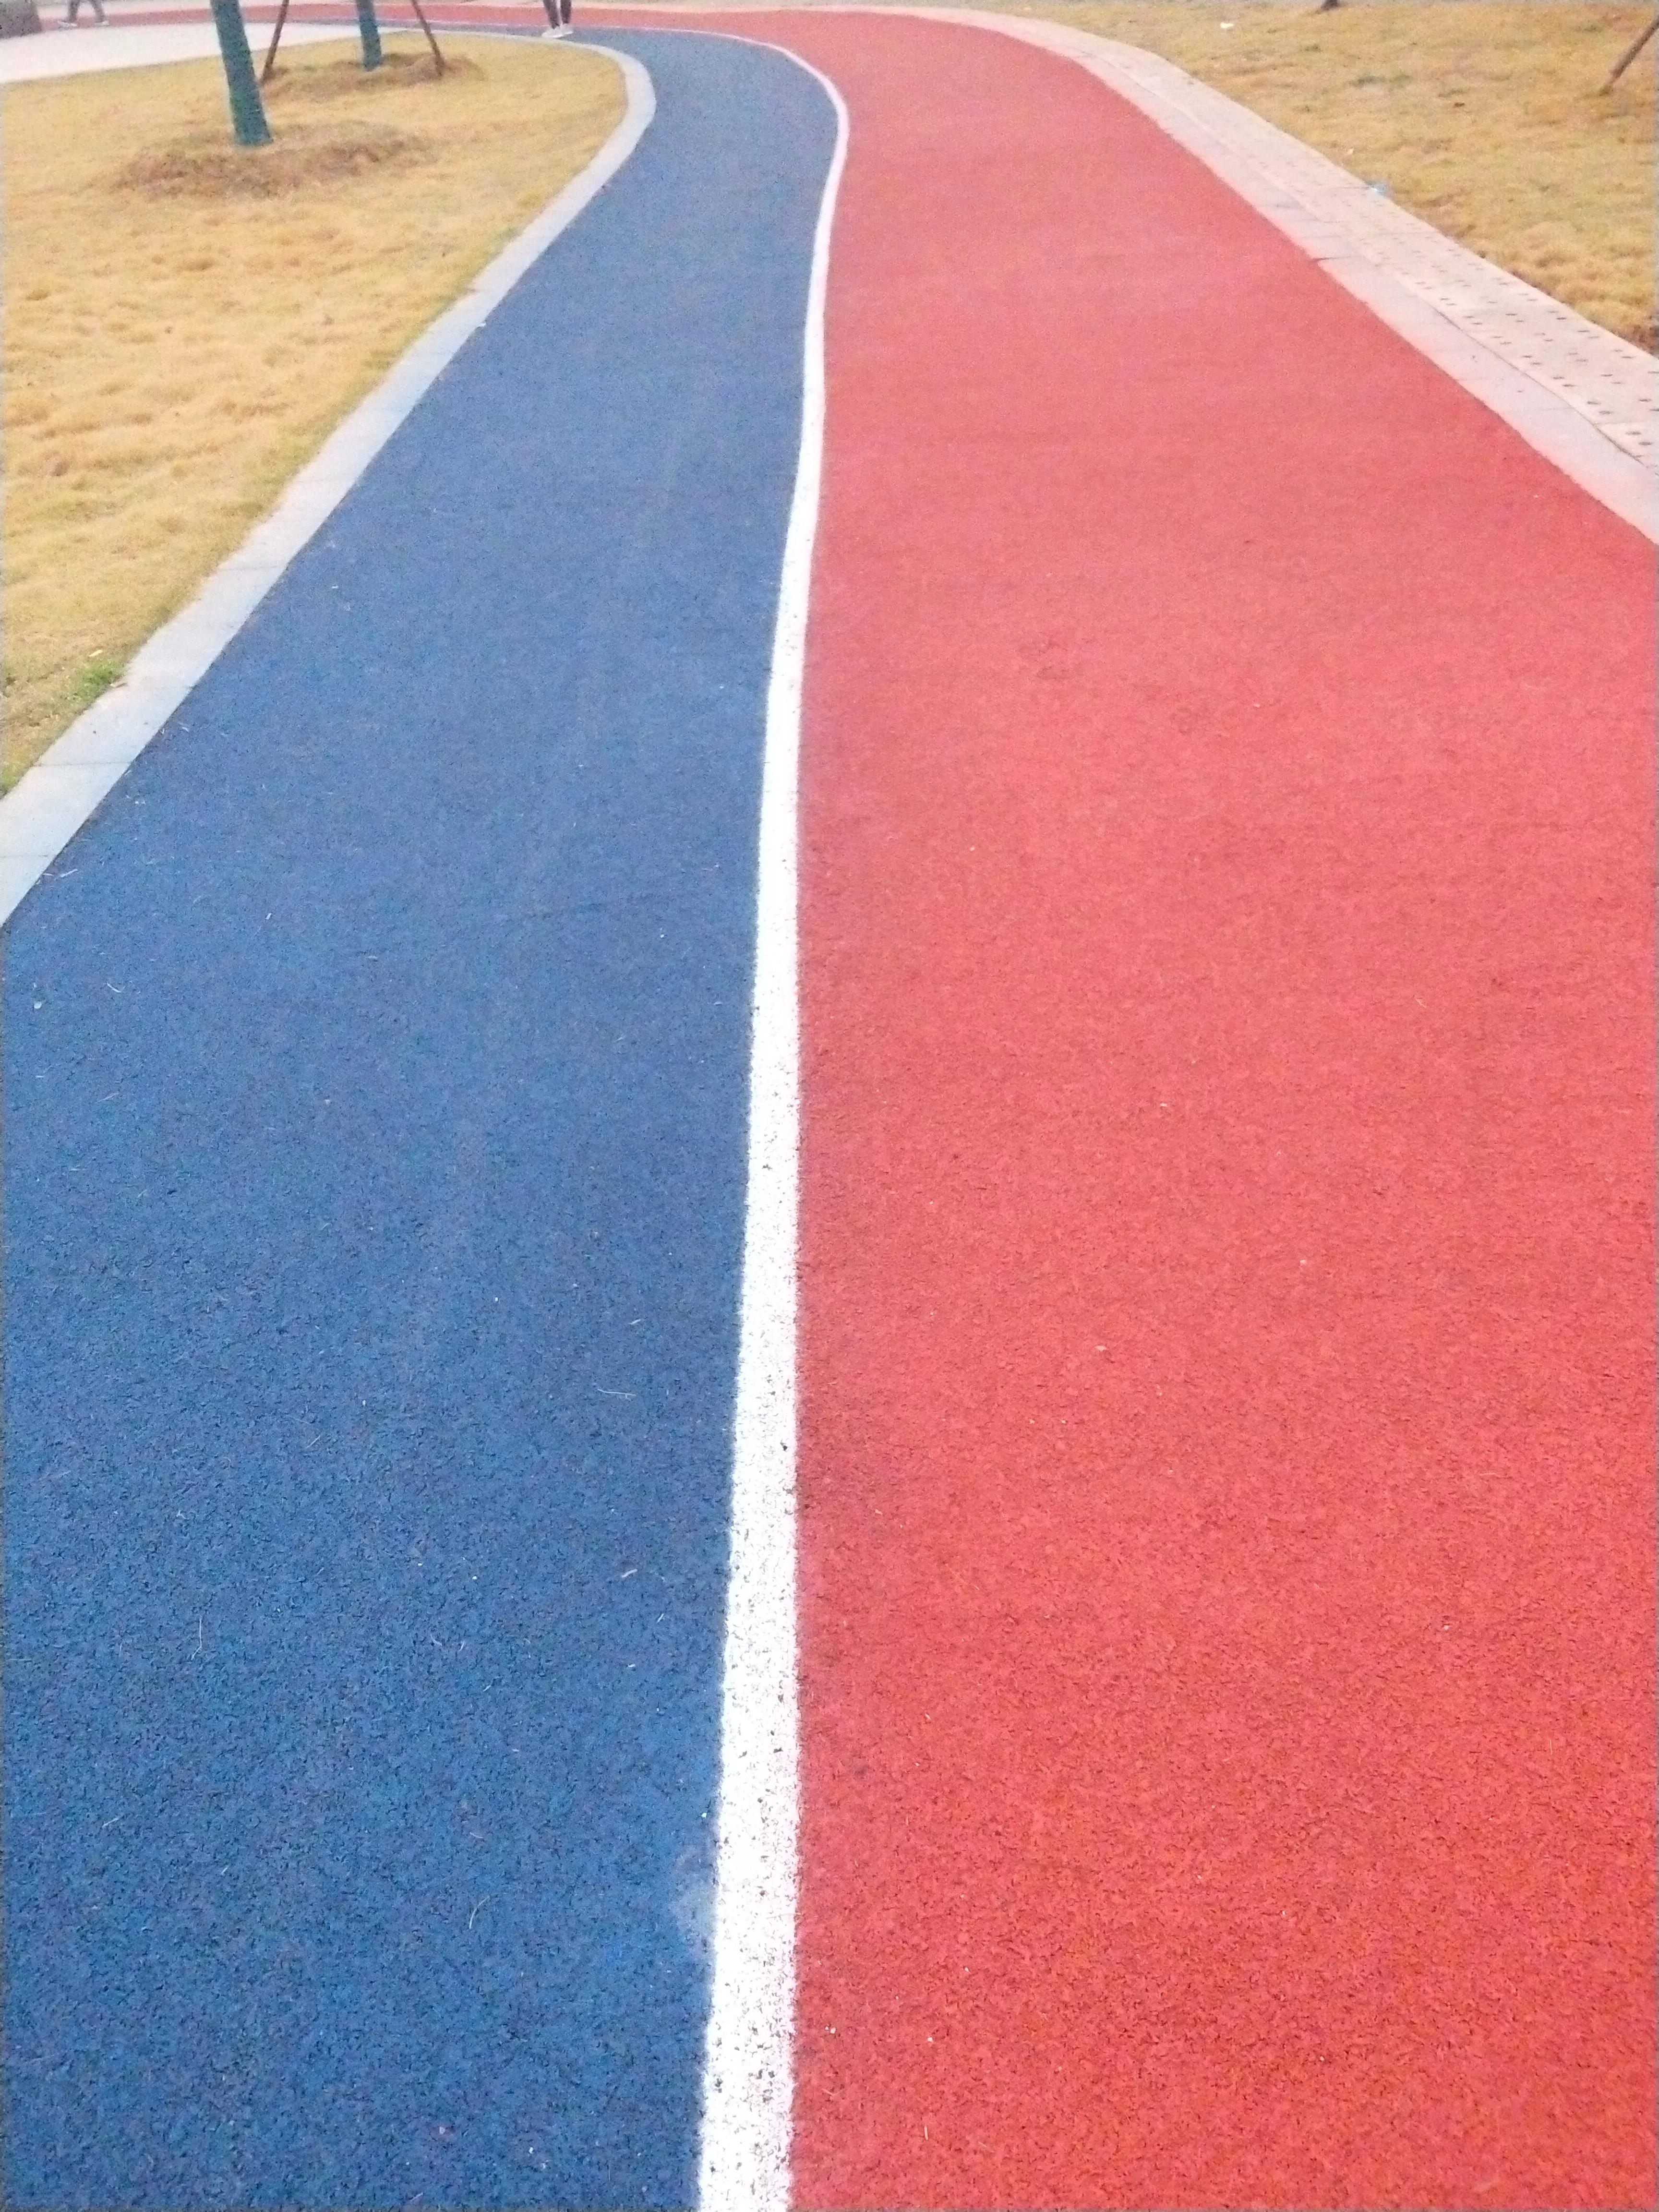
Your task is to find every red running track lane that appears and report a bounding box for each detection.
[130,7,1659,2200]
[676,14,1651,2208]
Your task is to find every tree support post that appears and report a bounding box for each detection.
[1602,9,1659,90]
[406,0,445,74]
[259,0,290,82]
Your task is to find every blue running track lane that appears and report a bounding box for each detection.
[3,33,835,2209]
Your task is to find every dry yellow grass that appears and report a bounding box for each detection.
[1,35,624,784]
[998,1,1655,351]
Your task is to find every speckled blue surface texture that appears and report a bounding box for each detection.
[2,33,835,2207]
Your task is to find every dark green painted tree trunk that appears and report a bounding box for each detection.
[354,0,384,70]
[208,0,271,145]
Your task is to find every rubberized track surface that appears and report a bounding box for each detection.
[709,16,1656,2208]
[5,34,833,2206]
[6,10,1657,2209]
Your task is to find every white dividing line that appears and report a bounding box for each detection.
[0,43,655,930]
[697,53,847,2212]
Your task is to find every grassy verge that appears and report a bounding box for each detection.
[2,34,624,786]
[990,2,1654,352]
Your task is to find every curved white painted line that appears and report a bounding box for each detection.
[697,43,846,2212]
[0,43,655,927]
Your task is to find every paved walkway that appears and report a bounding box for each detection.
[0,13,349,80]
[5,13,1655,2210]
[667,15,1650,2205]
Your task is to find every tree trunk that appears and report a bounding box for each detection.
[208,0,272,145]
[355,0,384,71]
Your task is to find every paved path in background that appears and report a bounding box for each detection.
[0,15,346,79]
[5,10,1656,2209]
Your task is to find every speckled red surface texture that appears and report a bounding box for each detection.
[334,4,1652,2198]
[762,12,1651,2208]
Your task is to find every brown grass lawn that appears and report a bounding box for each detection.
[999,1,1655,351]
[1,35,624,786]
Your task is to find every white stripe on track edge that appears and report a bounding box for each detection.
[0,43,654,929]
[698,55,847,2212]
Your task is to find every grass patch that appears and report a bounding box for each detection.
[1,35,624,786]
[995,1,1655,350]
[68,651,123,713]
